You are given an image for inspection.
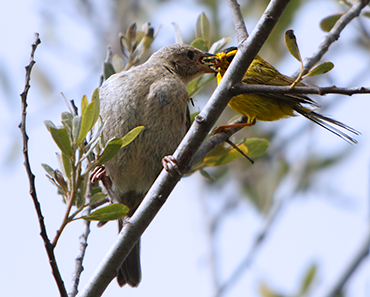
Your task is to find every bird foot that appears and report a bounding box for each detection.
[212,121,255,135]
[162,155,182,176]
[90,165,112,187]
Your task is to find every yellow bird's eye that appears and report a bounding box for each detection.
[226,55,234,63]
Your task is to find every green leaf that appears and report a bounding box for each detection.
[199,169,213,181]
[363,12,370,19]
[209,37,232,54]
[121,125,144,148]
[41,163,55,177]
[61,112,73,129]
[196,12,210,49]
[81,95,88,117]
[77,102,96,145]
[44,121,72,157]
[103,62,116,81]
[187,73,215,97]
[62,152,71,180]
[203,138,269,167]
[91,88,100,129]
[305,61,334,77]
[82,204,129,221]
[72,116,81,143]
[299,264,317,295]
[285,29,302,62]
[97,137,123,165]
[171,22,183,44]
[191,38,208,52]
[90,192,107,205]
[259,282,282,297]
[320,13,343,32]
[112,54,125,73]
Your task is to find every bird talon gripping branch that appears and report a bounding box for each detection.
[162,155,182,176]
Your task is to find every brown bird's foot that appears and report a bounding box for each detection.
[162,155,182,176]
[212,121,256,135]
[90,165,113,188]
[226,139,254,164]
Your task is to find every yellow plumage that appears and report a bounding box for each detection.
[208,47,359,143]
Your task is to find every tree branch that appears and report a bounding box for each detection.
[314,226,370,297]
[69,185,92,297]
[232,83,370,96]
[227,0,249,42]
[77,1,292,296]
[300,0,370,76]
[20,33,68,297]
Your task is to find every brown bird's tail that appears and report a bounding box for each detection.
[116,219,142,287]
[294,106,360,144]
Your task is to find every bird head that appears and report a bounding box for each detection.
[149,44,217,84]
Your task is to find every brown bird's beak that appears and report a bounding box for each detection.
[196,52,218,73]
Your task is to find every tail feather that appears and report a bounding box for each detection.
[295,107,360,144]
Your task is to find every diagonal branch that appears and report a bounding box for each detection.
[77,0,292,296]
[20,33,68,297]
[300,0,370,76]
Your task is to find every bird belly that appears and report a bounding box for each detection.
[228,93,294,123]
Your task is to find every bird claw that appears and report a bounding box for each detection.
[90,165,113,188]
[162,155,182,176]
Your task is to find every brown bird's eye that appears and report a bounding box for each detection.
[187,50,195,60]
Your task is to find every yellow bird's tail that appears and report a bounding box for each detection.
[294,106,360,144]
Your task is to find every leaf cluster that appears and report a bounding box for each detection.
[42,89,143,240]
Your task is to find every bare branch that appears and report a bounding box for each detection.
[20,33,68,297]
[77,1,292,296]
[300,0,370,76]
[227,0,249,42]
[215,199,286,297]
[314,226,370,297]
[232,83,370,96]
[69,186,92,297]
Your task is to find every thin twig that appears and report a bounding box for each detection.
[69,185,92,297]
[227,0,249,42]
[20,33,68,297]
[299,0,370,76]
[314,226,370,297]
[215,199,286,297]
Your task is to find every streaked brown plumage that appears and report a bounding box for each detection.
[99,44,214,287]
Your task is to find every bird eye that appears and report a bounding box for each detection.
[226,55,234,63]
[187,50,195,60]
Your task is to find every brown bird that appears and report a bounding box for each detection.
[99,44,215,287]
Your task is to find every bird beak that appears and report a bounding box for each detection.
[197,53,221,73]
[196,53,218,73]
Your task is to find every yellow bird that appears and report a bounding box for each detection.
[202,47,359,143]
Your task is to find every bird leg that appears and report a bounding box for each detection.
[162,155,182,176]
[212,119,256,135]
